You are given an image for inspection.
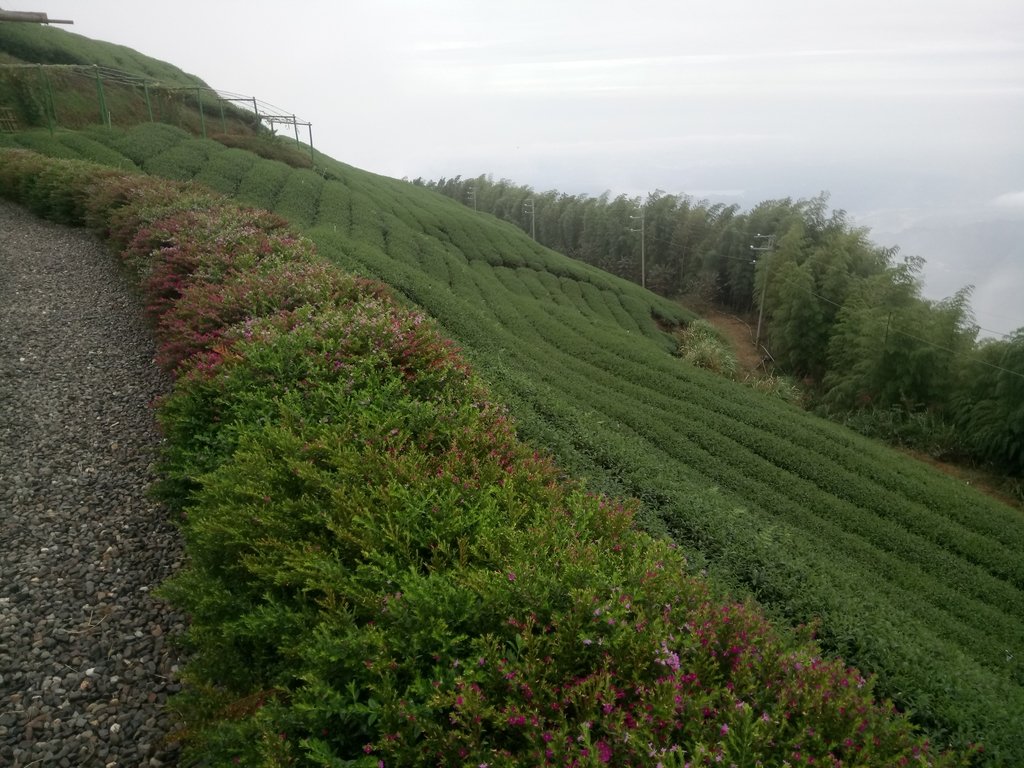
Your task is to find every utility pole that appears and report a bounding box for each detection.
[751,233,776,345]
[523,198,536,240]
[630,203,646,289]
[467,184,477,211]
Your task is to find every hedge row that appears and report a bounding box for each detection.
[0,148,965,767]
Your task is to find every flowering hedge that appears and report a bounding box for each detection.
[0,148,967,767]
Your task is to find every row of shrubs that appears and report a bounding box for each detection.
[0,148,967,766]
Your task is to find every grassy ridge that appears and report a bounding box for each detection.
[3,122,1023,762]
[0,22,206,86]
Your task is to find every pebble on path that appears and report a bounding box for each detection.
[0,201,187,767]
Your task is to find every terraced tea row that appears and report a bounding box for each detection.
[3,123,1021,762]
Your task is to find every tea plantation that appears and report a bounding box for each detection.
[2,119,1022,764]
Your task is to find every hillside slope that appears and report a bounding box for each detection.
[1,29,1022,762]
[7,121,1023,763]
[0,22,206,86]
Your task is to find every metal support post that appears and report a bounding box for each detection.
[751,233,776,344]
[523,198,536,240]
[631,204,646,289]
[196,88,206,138]
[94,66,109,127]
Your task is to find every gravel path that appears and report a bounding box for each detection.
[0,201,186,767]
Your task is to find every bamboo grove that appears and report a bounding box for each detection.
[421,175,1024,480]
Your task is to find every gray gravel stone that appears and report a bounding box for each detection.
[0,201,186,767]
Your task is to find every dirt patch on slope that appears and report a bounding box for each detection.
[702,310,764,373]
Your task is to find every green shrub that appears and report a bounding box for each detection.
[741,373,804,405]
[143,138,225,181]
[212,132,313,169]
[832,405,963,462]
[675,320,738,377]
[236,160,293,211]
[116,122,192,165]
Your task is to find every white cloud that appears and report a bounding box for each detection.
[991,191,1024,208]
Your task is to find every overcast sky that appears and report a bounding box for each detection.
[39,0,1024,335]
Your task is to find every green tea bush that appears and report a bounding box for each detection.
[212,133,314,169]
[274,168,323,228]
[195,147,259,196]
[56,131,139,170]
[0,149,967,767]
[236,159,293,211]
[12,129,83,159]
[116,122,192,165]
[143,138,225,181]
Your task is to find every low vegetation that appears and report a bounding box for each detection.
[0,148,970,767]
[423,176,1024,482]
[4,121,1023,764]
[674,320,738,377]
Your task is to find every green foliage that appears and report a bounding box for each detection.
[6,120,1024,763]
[54,130,139,169]
[0,23,206,86]
[212,133,313,169]
[194,147,259,196]
[116,123,195,166]
[142,137,225,181]
[831,406,963,462]
[952,332,1024,476]
[0,150,963,767]
[0,67,46,126]
[274,168,323,228]
[236,159,294,211]
[741,373,805,405]
[675,319,738,377]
